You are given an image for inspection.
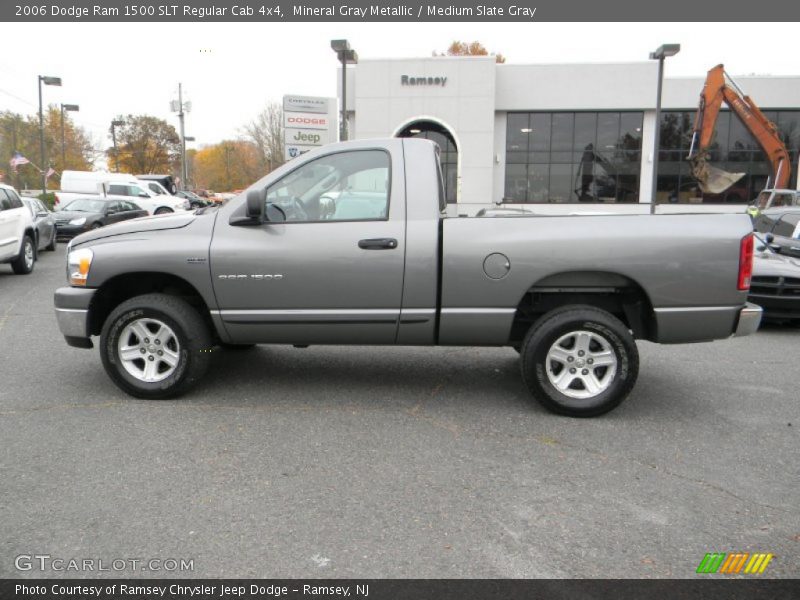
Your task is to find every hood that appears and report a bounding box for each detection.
[753,251,800,278]
[70,211,197,246]
[54,209,101,221]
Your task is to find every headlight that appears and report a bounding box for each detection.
[69,217,87,226]
[67,248,93,286]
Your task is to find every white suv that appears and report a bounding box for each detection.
[0,183,37,274]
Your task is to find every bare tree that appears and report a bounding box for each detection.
[242,102,284,174]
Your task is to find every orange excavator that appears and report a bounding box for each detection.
[687,64,791,194]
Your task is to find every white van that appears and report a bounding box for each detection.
[0,183,37,274]
[56,171,188,215]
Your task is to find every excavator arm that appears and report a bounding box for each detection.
[687,64,791,194]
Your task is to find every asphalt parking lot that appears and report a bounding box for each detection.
[0,247,797,579]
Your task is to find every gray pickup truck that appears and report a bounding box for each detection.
[54,138,762,417]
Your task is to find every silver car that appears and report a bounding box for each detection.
[22,197,57,252]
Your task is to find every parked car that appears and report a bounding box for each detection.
[748,188,800,217]
[753,211,800,259]
[54,197,148,241]
[21,197,57,252]
[0,183,37,274]
[749,234,800,322]
[176,190,211,209]
[54,138,762,417]
[137,174,178,195]
[55,170,188,215]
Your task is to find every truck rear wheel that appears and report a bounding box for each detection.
[100,293,212,399]
[520,305,638,417]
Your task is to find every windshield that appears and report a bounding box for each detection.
[753,191,771,209]
[62,198,106,213]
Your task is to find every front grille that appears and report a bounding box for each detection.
[750,276,800,297]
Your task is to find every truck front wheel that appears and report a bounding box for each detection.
[520,305,639,417]
[100,293,212,399]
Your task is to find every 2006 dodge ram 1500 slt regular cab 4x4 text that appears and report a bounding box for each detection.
[54,138,762,416]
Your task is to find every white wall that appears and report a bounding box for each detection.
[345,58,800,207]
[350,56,496,204]
[496,62,659,111]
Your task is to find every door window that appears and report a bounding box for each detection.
[265,150,390,222]
[4,189,23,209]
[0,190,11,211]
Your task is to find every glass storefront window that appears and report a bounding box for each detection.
[656,110,800,204]
[504,111,644,203]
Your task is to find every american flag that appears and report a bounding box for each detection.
[9,152,29,171]
[45,167,56,180]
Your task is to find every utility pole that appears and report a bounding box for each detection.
[172,83,191,188]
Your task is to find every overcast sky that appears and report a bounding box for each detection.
[1,22,798,155]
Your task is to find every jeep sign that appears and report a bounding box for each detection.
[285,128,329,146]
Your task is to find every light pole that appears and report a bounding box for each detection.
[171,84,191,188]
[649,43,680,213]
[60,103,79,169]
[110,120,124,172]
[38,75,61,193]
[331,39,358,141]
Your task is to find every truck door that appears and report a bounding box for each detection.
[210,148,406,345]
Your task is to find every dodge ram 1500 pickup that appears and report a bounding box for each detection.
[54,138,762,417]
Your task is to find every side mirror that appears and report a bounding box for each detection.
[37,211,48,218]
[139,192,149,198]
[765,233,775,244]
[246,189,265,220]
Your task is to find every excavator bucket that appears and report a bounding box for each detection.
[690,155,746,194]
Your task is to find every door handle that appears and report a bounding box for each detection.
[358,238,398,250]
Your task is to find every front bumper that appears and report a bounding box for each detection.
[734,302,763,337]
[55,225,89,240]
[54,287,96,348]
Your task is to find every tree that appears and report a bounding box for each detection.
[435,41,506,63]
[241,101,285,173]
[192,140,261,191]
[108,115,181,175]
[0,107,93,190]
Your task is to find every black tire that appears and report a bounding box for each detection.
[91,222,103,230]
[10,235,35,275]
[100,293,212,399]
[520,305,639,417]
[154,207,174,215]
[45,228,57,251]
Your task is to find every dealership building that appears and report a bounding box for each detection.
[337,56,800,212]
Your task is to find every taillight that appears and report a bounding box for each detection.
[738,234,754,290]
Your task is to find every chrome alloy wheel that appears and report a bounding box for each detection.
[24,240,34,269]
[545,330,618,399]
[117,318,181,382]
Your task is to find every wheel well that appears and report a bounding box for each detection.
[509,271,656,344]
[88,273,214,338]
